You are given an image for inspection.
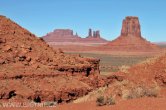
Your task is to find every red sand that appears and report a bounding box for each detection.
[1,98,166,110]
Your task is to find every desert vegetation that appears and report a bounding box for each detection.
[96,95,115,106]
[122,85,160,99]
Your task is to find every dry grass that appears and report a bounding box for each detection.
[96,95,116,106]
[119,65,130,73]
[122,84,160,99]
[73,87,107,103]
[106,96,116,105]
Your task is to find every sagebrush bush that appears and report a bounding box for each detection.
[96,96,106,106]
[107,96,116,105]
[144,87,159,97]
[122,85,159,99]
[96,96,116,106]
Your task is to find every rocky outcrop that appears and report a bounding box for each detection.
[121,16,141,37]
[0,15,104,104]
[84,28,107,43]
[52,29,74,36]
[43,28,108,44]
[0,72,125,104]
[0,75,91,103]
[95,30,100,38]
[87,28,100,38]
[43,29,81,42]
[88,28,92,37]
[0,16,100,77]
[105,16,160,51]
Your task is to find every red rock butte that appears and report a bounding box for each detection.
[105,16,160,51]
[43,29,82,42]
[84,28,107,43]
[43,28,108,44]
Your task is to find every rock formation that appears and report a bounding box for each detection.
[43,28,108,45]
[121,16,141,37]
[0,16,100,76]
[84,28,107,43]
[88,28,92,37]
[95,30,100,38]
[0,15,113,104]
[43,29,81,42]
[87,29,100,38]
[53,29,74,36]
[105,16,160,51]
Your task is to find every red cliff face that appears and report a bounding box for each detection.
[105,16,160,51]
[121,16,141,37]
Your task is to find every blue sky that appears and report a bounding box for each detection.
[0,0,166,42]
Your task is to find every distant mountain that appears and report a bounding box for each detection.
[42,28,108,45]
[153,42,166,46]
[43,29,82,42]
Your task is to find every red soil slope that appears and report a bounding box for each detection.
[3,98,166,110]
[127,53,166,86]
[56,98,166,110]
